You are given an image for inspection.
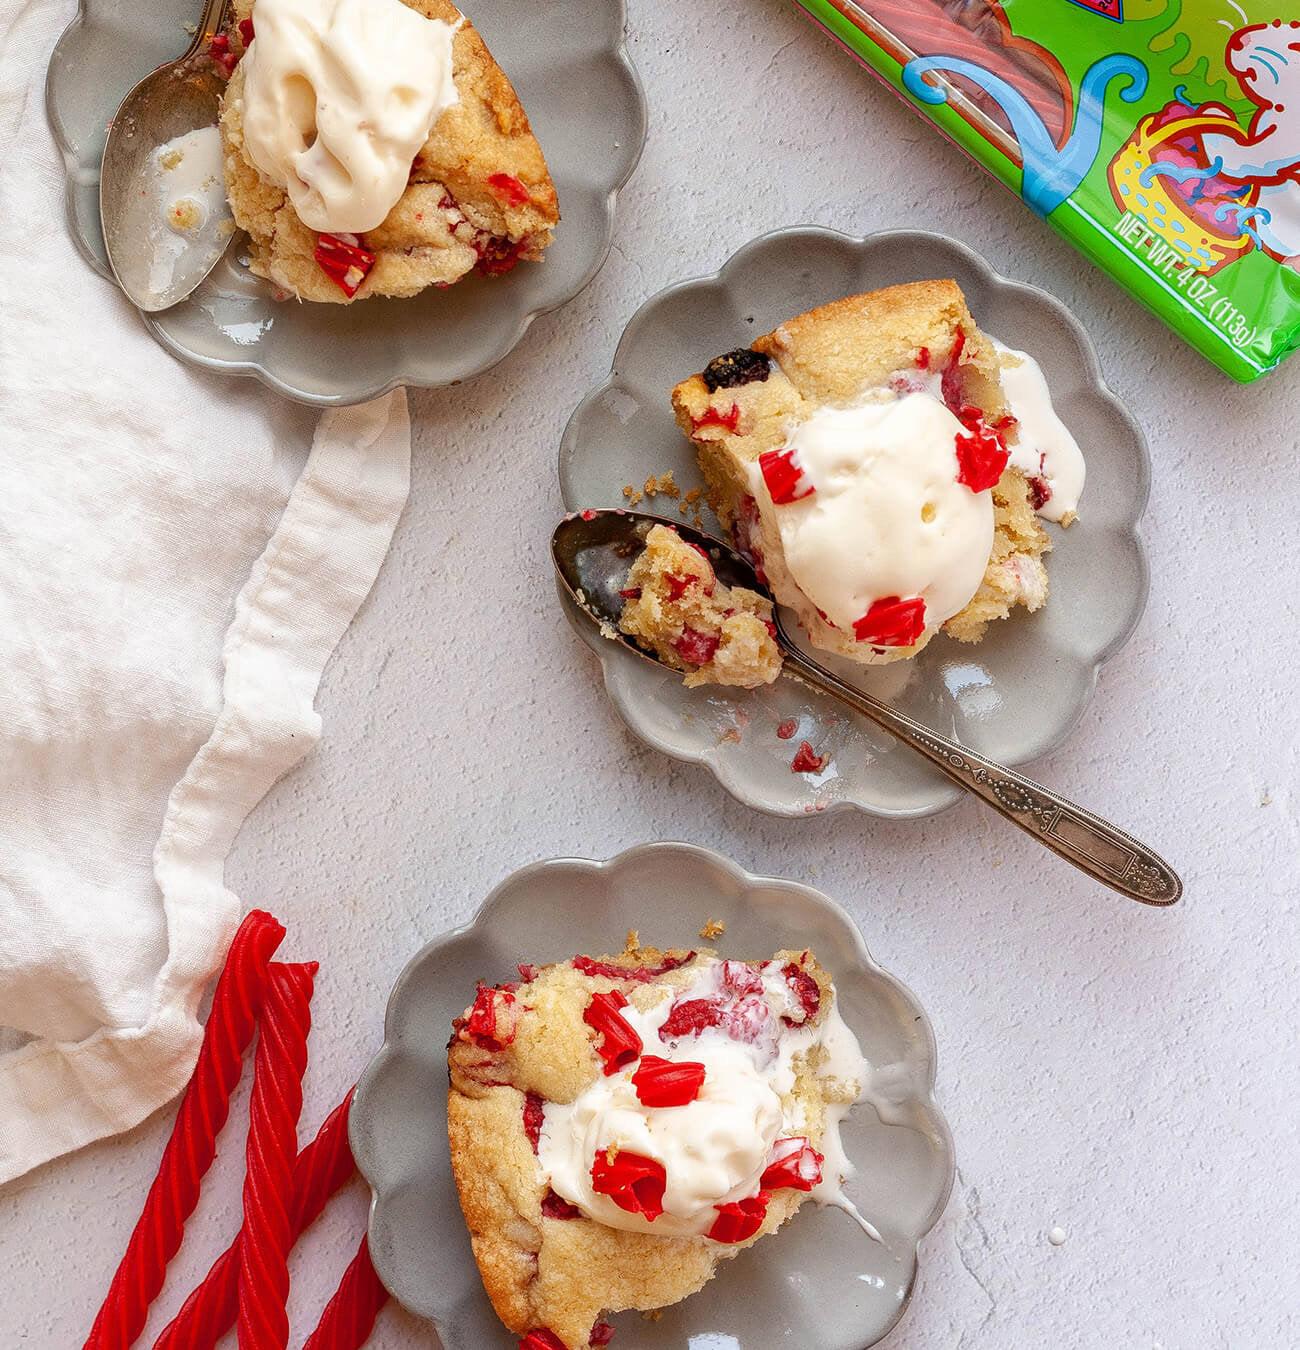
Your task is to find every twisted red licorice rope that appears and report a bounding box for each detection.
[83,911,286,1350]
[237,961,317,1350]
[151,1089,356,1350]
[300,1235,390,1350]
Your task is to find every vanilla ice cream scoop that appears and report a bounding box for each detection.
[240,0,459,234]
[752,392,995,648]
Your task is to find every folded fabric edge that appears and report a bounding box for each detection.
[0,389,412,1185]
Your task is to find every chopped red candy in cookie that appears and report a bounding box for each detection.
[631,1055,706,1107]
[760,1136,824,1191]
[313,233,376,298]
[707,1191,771,1243]
[583,990,643,1075]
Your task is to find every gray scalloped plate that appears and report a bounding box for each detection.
[558,227,1150,819]
[351,842,954,1350]
[46,0,645,406]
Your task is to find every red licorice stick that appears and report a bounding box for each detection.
[83,911,286,1350]
[300,1234,390,1350]
[152,1089,356,1350]
[238,961,317,1350]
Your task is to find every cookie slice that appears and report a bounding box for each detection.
[671,281,1056,663]
[447,943,866,1349]
[617,523,782,689]
[219,0,558,302]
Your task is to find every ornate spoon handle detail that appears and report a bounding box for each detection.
[782,645,1182,907]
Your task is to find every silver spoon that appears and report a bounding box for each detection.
[552,509,1182,908]
[99,0,236,312]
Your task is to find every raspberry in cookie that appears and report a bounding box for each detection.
[447,942,870,1348]
[217,0,558,302]
[617,523,782,689]
[671,281,1084,664]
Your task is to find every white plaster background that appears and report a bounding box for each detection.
[3,0,1300,1346]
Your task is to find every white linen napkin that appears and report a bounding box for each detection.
[0,0,411,1182]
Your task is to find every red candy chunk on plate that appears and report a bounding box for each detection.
[758,447,815,504]
[707,1190,771,1243]
[852,596,926,647]
[590,1149,668,1220]
[760,1135,824,1191]
[583,990,643,1074]
[314,232,376,297]
[632,1055,706,1107]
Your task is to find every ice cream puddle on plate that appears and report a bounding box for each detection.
[747,341,1085,659]
[238,0,461,234]
[136,126,234,305]
[537,956,884,1244]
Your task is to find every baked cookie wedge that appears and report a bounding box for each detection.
[219,0,558,302]
[447,942,869,1348]
[672,282,1083,664]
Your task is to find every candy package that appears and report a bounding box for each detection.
[792,0,1300,381]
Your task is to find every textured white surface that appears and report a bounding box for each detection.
[3,0,1300,1346]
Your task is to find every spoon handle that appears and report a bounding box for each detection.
[781,645,1181,907]
[184,0,234,59]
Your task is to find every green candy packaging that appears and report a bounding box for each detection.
[791,0,1300,381]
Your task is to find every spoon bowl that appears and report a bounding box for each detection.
[552,509,1182,907]
[99,0,235,312]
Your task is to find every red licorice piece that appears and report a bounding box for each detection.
[541,1188,583,1220]
[632,1055,706,1108]
[314,233,375,297]
[82,910,284,1350]
[589,1323,616,1347]
[690,403,741,434]
[775,718,798,740]
[238,17,254,43]
[572,952,695,983]
[664,573,696,602]
[852,596,926,647]
[517,963,540,982]
[953,408,1010,494]
[590,1150,667,1220]
[519,1333,567,1350]
[790,740,829,774]
[757,447,815,504]
[583,990,643,1074]
[940,326,967,411]
[707,1191,770,1243]
[760,1136,824,1191]
[237,961,317,1350]
[153,1090,357,1350]
[916,345,931,370]
[466,985,516,1049]
[475,234,529,276]
[299,1233,389,1350]
[523,1091,546,1153]
[1028,476,1052,511]
[617,587,641,600]
[207,32,238,76]
[673,627,720,666]
[781,964,820,1025]
[488,172,531,206]
[657,997,723,1039]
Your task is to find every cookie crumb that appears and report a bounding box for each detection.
[640,1310,664,1323]
[625,928,641,955]
[643,471,680,500]
[622,484,643,506]
[699,918,725,940]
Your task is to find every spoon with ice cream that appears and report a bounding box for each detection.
[553,509,1182,908]
[99,0,236,311]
